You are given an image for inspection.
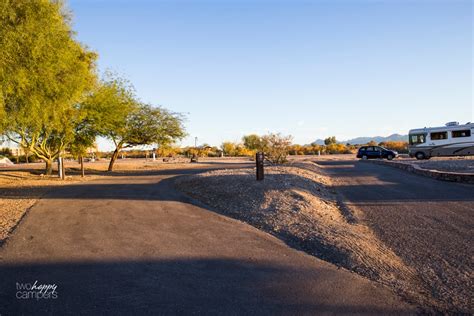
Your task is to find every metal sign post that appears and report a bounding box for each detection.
[256,152,264,181]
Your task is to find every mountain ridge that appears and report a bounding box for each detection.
[312,133,408,145]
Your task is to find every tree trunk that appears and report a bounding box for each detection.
[45,159,53,175]
[80,155,85,177]
[108,147,121,172]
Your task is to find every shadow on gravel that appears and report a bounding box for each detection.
[0,258,409,315]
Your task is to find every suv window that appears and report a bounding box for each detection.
[366,147,374,151]
[359,147,366,151]
[452,130,471,138]
[430,131,448,140]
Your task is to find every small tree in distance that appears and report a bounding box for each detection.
[242,134,263,151]
[324,136,337,146]
[105,104,186,171]
[261,133,293,164]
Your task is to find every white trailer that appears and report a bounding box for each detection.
[408,122,474,160]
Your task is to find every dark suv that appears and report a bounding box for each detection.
[357,146,398,160]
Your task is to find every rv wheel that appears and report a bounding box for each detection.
[415,152,425,160]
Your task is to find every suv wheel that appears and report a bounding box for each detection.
[387,154,394,160]
[415,152,425,160]
[362,155,368,160]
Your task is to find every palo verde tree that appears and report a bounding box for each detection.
[0,0,97,174]
[83,75,186,171]
[68,107,98,177]
[105,103,186,171]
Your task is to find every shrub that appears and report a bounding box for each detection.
[261,133,293,164]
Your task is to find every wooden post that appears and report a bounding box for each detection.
[256,152,264,181]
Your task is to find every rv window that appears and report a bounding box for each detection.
[452,130,471,138]
[409,134,426,145]
[430,131,448,140]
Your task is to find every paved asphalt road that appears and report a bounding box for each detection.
[0,163,413,315]
[316,159,473,313]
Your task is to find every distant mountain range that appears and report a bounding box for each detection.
[312,134,408,145]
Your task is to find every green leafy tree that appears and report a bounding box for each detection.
[242,134,263,151]
[108,103,185,170]
[83,77,186,171]
[324,136,337,146]
[68,117,97,177]
[80,75,136,170]
[0,0,97,174]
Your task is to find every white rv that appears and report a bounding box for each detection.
[408,122,474,160]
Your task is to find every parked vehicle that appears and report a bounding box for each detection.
[408,122,474,160]
[357,146,398,160]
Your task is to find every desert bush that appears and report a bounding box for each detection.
[220,142,236,156]
[325,143,352,154]
[220,142,254,157]
[261,133,293,164]
[157,146,182,157]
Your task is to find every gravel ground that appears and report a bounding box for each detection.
[175,162,430,310]
[391,157,474,174]
[417,158,474,174]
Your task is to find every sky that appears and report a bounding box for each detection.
[68,0,472,150]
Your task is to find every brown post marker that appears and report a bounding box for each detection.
[256,152,264,181]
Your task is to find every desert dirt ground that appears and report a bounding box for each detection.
[0,159,414,315]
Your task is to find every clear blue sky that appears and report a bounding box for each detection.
[69,0,472,149]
